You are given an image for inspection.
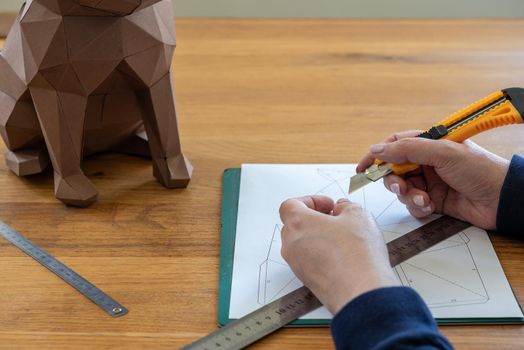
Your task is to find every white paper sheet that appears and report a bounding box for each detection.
[229,164,524,320]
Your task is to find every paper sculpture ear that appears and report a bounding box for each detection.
[0,0,192,207]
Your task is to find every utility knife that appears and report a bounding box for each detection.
[349,88,524,194]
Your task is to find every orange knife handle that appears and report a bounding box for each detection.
[389,163,420,175]
[373,159,419,175]
[436,90,507,128]
[443,98,524,143]
[373,88,524,176]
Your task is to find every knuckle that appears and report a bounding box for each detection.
[397,137,415,148]
[397,195,409,205]
[409,209,424,218]
[392,132,405,141]
[280,245,290,261]
[383,176,395,188]
[349,201,363,210]
[285,214,304,231]
[279,199,294,215]
[341,201,363,214]
[393,130,424,141]
[280,226,290,244]
[388,138,414,156]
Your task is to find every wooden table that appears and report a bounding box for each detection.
[1,19,524,349]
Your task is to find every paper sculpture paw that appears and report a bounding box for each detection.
[153,154,193,189]
[54,172,99,208]
[5,149,50,176]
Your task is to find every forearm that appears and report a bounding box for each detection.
[331,287,452,350]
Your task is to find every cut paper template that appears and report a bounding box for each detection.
[0,0,192,206]
[257,169,488,308]
[230,164,524,321]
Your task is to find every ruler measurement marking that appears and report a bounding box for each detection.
[0,221,128,317]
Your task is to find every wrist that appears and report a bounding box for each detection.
[325,268,400,315]
[483,157,510,229]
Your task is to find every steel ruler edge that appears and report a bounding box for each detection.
[182,215,471,350]
[0,221,128,318]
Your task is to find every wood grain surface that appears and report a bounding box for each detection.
[0,19,524,349]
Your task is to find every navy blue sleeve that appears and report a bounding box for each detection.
[330,287,452,350]
[496,154,524,238]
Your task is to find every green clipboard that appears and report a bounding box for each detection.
[218,168,524,326]
[218,168,328,326]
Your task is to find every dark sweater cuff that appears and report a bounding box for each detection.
[496,155,524,237]
[330,287,452,350]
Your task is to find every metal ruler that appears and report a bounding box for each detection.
[0,221,128,317]
[182,215,471,350]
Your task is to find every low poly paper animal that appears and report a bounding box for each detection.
[0,0,192,207]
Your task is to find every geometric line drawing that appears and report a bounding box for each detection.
[393,232,490,308]
[257,169,490,308]
[258,225,300,305]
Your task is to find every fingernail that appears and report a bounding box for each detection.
[337,198,350,203]
[422,205,432,213]
[390,183,400,195]
[413,195,424,207]
[369,144,385,153]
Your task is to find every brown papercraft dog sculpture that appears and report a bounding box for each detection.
[0,0,192,207]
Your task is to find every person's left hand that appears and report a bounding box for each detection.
[279,195,399,315]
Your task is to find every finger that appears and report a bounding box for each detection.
[356,130,425,172]
[300,195,335,214]
[406,202,435,218]
[406,176,427,191]
[383,174,407,195]
[279,195,334,223]
[421,165,448,213]
[369,137,461,168]
[383,172,426,196]
[397,184,431,209]
[332,198,362,216]
[356,153,377,173]
[384,130,425,142]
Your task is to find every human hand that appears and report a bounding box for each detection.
[279,195,399,315]
[357,130,510,230]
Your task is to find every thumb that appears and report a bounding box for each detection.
[332,198,362,216]
[369,137,461,168]
[279,195,334,224]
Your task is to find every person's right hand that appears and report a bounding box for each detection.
[357,130,510,230]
